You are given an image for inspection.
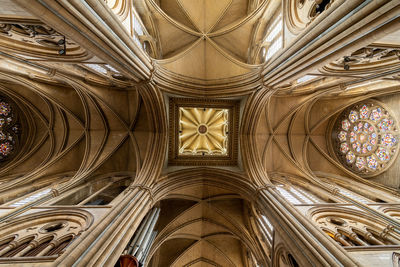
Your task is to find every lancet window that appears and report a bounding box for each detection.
[50,177,129,206]
[264,14,283,61]
[275,183,322,204]
[105,0,146,49]
[258,215,274,248]
[132,13,144,49]
[8,188,52,208]
[334,184,371,204]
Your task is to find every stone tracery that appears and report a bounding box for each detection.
[0,210,91,260]
[332,101,399,177]
[312,208,400,247]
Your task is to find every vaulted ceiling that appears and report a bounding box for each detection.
[0,0,400,266]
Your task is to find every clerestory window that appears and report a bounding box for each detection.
[264,15,283,61]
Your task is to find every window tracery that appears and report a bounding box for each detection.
[259,215,274,243]
[50,177,129,206]
[312,209,400,247]
[327,183,372,204]
[0,211,91,261]
[105,0,146,50]
[332,101,399,177]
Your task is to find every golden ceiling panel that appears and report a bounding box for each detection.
[178,107,228,156]
[169,98,239,166]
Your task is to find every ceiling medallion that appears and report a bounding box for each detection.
[331,100,399,177]
[169,98,239,166]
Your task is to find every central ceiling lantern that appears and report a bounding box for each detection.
[168,98,239,166]
[178,107,229,156]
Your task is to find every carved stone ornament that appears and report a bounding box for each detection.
[0,23,88,60]
[322,47,400,74]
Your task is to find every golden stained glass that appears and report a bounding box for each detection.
[178,107,228,156]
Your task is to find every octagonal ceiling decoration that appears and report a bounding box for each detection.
[137,0,272,84]
[169,98,239,166]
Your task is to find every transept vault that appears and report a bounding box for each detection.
[0,0,400,266]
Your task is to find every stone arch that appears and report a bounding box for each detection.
[0,209,92,261]
[309,207,400,247]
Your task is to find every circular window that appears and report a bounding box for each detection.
[332,101,399,177]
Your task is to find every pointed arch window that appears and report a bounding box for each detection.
[334,184,371,204]
[275,184,322,204]
[264,14,283,61]
[106,1,146,50]
[276,186,301,204]
[260,215,274,241]
[8,188,51,208]
[255,214,274,250]
[131,12,144,49]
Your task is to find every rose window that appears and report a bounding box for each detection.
[333,101,398,176]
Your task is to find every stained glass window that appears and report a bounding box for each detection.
[0,98,20,161]
[333,101,398,176]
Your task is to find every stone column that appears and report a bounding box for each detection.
[54,187,153,266]
[257,187,359,266]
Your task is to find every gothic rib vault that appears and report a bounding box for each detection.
[0,0,400,267]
